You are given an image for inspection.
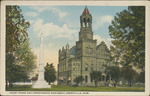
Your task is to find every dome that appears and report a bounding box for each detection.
[69,46,76,55]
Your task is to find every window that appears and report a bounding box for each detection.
[91,67,93,71]
[99,61,101,65]
[85,67,88,71]
[83,18,86,27]
[87,18,90,27]
[64,65,66,71]
[85,76,88,83]
[99,68,101,71]
[73,68,75,71]
[85,64,88,71]
[91,77,93,83]
[102,75,105,81]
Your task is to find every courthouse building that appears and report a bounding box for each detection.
[57,7,115,86]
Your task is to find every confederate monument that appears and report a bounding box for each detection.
[32,33,50,88]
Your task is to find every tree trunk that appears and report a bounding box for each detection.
[114,81,117,87]
[138,83,140,88]
[128,80,132,87]
[95,81,98,87]
[129,81,132,87]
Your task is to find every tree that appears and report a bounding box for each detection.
[90,71,102,87]
[6,5,30,53]
[44,63,56,85]
[137,71,145,83]
[6,54,28,88]
[73,76,84,86]
[6,6,36,89]
[15,39,37,74]
[6,39,36,88]
[136,71,145,88]
[6,38,36,88]
[105,66,121,87]
[109,6,145,70]
[122,66,138,87]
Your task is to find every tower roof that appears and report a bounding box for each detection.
[82,6,90,15]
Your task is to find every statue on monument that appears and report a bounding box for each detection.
[32,33,51,88]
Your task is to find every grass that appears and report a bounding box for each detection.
[119,84,145,88]
[7,85,144,91]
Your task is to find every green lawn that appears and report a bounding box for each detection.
[7,85,144,91]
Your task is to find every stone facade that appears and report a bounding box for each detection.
[58,7,115,86]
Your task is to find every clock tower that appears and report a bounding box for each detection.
[76,6,97,58]
[79,6,93,41]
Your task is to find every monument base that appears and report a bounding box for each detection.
[32,80,51,88]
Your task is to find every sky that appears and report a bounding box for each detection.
[20,6,128,73]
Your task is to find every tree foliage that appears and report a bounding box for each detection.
[15,39,37,74]
[137,71,145,83]
[6,5,30,53]
[90,71,102,87]
[122,66,138,87]
[109,6,145,70]
[6,39,36,85]
[105,66,121,87]
[6,53,29,88]
[6,6,36,88]
[73,76,84,86]
[44,63,56,85]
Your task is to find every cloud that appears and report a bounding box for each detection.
[32,19,77,40]
[30,6,68,18]
[24,12,38,17]
[94,15,113,30]
[30,6,49,12]
[44,43,58,69]
[32,42,59,74]
[94,35,112,48]
[101,15,113,24]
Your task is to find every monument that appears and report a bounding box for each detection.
[32,33,51,88]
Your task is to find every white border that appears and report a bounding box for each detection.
[1,1,150,96]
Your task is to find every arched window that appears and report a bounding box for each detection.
[83,18,86,27]
[87,18,90,27]
[102,75,105,81]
